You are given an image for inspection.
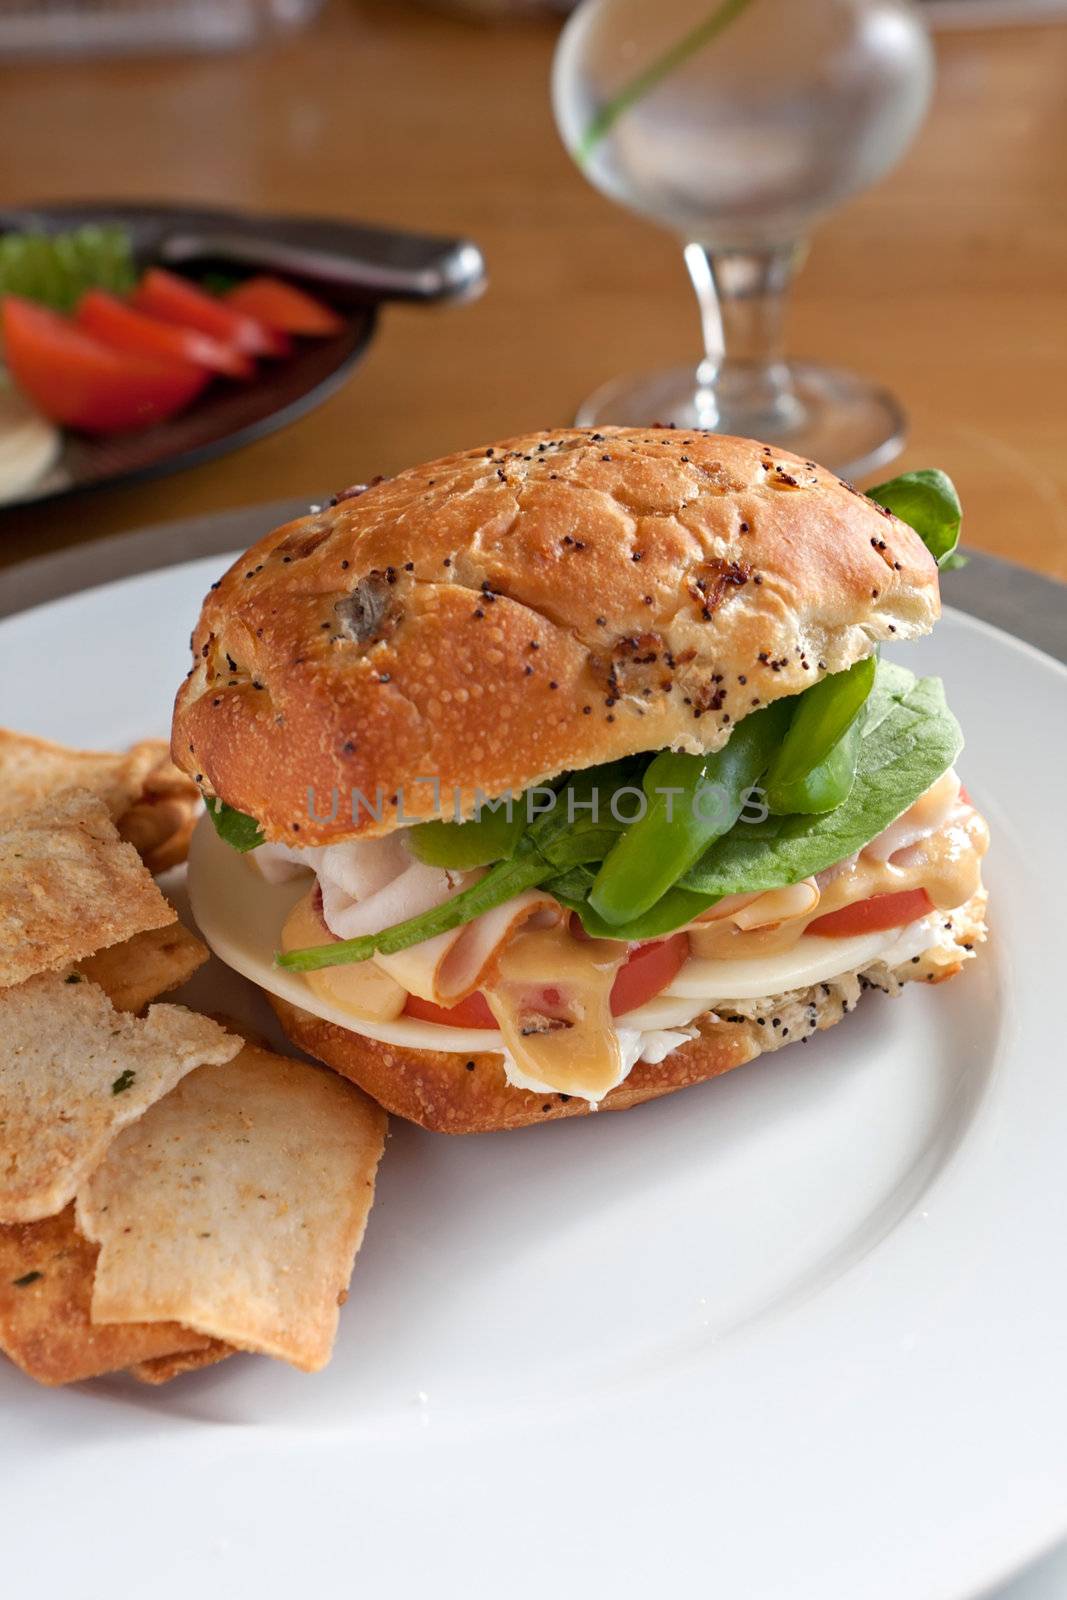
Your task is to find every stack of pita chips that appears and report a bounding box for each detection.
[0,728,201,873]
[0,729,386,1388]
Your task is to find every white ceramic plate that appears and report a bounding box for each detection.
[1,554,1065,1600]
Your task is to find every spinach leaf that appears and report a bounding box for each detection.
[409,802,528,870]
[525,758,643,856]
[207,798,265,853]
[680,662,962,898]
[547,865,718,940]
[867,469,964,569]
[407,759,642,872]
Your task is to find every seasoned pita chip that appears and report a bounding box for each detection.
[0,1207,214,1385]
[0,728,161,825]
[0,788,173,989]
[124,738,173,779]
[77,1045,387,1373]
[128,1340,234,1386]
[117,796,198,874]
[117,742,201,873]
[0,971,240,1223]
[205,1012,272,1050]
[76,921,208,1013]
[0,728,201,873]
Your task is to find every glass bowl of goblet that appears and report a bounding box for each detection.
[552,0,935,477]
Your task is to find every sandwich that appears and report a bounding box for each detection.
[173,428,989,1133]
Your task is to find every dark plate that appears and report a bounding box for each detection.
[10,314,377,506]
[0,201,485,508]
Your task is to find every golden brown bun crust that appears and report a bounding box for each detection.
[172,429,939,842]
[267,894,985,1134]
[268,991,757,1132]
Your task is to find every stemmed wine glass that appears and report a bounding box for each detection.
[552,0,935,477]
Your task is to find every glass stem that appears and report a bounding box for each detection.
[683,241,805,430]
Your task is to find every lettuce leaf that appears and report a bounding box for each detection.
[679,662,962,898]
[0,224,136,312]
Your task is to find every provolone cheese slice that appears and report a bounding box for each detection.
[188,816,507,1054]
[664,929,903,1001]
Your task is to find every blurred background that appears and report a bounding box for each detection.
[0,0,1064,578]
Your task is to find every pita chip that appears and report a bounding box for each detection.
[77,1044,387,1373]
[116,741,201,873]
[0,728,162,825]
[77,920,208,1013]
[0,971,240,1223]
[0,1207,216,1385]
[128,1340,234,1386]
[0,728,201,873]
[0,787,174,989]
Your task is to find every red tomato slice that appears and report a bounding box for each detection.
[132,268,290,358]
[76,290,254,380]
[404,990,498,1029]
[2,296,208,435]
[224,276,344,337]
[609,932,689,1014]
[402,932,690,1030]
[807,888,934,938]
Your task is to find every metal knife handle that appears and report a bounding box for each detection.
[0,204,486,305]
[160,217,486,305]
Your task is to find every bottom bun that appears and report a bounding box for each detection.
[268,893,987,1135]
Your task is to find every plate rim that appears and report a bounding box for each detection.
[1,554,1066,1600]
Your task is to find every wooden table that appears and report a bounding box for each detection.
[1,0,1065,579]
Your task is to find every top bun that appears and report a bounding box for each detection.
[172,428,939,843]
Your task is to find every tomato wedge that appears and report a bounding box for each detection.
[807,888,934,938]
[2,296,208,435]
[402,932,690,1030]
[76,290,254,379]
[224,275,344,337]
[132,268,290,358]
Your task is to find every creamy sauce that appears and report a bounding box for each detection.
[689,794,988,962]
[817,805,987,916]
[282,892,406,1022]
[483,924,628,1099]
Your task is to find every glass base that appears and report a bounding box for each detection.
[574,361,906,482]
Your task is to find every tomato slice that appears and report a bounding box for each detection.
[132,268,290,358]
[609,932,689,1014]
[404,990,498,1029]
[2,296,208,435]
[402,932,690,1030]
[76,290,254,379]
[807,888,935,938]
[224,275,344,337]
